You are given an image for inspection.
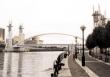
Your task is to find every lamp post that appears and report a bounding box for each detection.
[80,25,86,66]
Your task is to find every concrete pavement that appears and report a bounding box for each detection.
[58,56,72,77]
[77,51,110,77]
[54,51,110,77]
[68,54,89,77]
[58,54,89,77]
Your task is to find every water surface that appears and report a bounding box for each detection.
[3,51,63,77]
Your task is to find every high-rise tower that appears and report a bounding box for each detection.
[92,5,106,28]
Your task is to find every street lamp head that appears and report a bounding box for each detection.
[80,25,86,31]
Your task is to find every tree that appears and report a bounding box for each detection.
[92,26,106,48]
[105,21,110,30]
[86,34,97,49]
[104,21,110,47]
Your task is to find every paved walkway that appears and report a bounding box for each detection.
[53,51,110,77]
[77,51,110,77]
[68,54,89,77]
[58,56,72,77]
[58,54,89,77]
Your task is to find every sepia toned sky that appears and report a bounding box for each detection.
[0,0,110,43]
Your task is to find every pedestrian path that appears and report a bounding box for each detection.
[58,57,72,77]
[75,59,98,77]
[77,52,110,77]
[68,54,89,77]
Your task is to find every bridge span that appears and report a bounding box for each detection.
[25,32,83,41]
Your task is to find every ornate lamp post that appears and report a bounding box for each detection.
[80,25,86,66]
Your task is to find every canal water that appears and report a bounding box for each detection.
[1,51,63,77]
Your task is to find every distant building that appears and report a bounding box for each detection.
[24,39,36,44]
[32,36,43,44]
[24,36,43,44]
[39,40,43,44]
[12,34,25,45]
[12,36,19,45]
[92,5,106,28]
[0,28,5,43]
[12,25,25,45]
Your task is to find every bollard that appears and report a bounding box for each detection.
[51,73,58,77]
[64,53,67,58]
[51,73,54,77]
[54,61,59,74]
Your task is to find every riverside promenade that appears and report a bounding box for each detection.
[58,56,72,77]
[77,51,110,77]
[59,51,110,77]
[58,54,89,77]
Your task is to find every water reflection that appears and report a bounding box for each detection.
[3,51,63,77]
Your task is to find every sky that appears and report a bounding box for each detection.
[0,0,110,44]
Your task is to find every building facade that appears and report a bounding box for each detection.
[0,28,5,43]
[92,6,106,28]
[12,25,25,45]
[12,35,25,45]
[24,36,43,44]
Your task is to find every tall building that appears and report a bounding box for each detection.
[92,5,106,28]
[0,28,5,43]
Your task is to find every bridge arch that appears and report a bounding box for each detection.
[24,33,82,44]
[26,33,82,40]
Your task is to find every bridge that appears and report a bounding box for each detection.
[5,23,85,51]
[24,33,84,45]
[25,32,82,41]
[17,33,83,52]
[6,32,84,52]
